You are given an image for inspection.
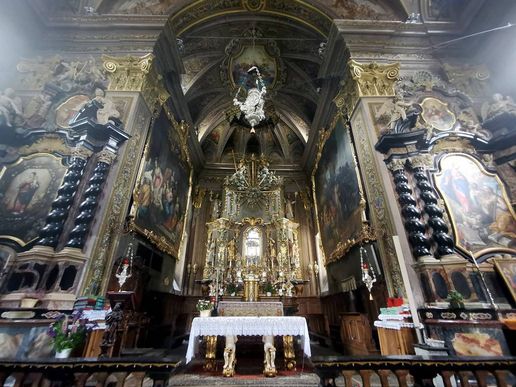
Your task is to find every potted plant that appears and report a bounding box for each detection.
[196,299,213,317]
[263,282,274,297]
[47,310,91,358]
[226,283,237,296]
[446,290,465,309]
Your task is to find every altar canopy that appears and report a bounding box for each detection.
[185,316,311,363]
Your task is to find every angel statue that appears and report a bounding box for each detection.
[376,97,421,134]
[233,66,267,133]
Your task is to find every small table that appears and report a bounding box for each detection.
[186,316,311,376]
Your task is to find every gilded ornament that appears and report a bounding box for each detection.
[431,137,476,155]
[96,149,117,165]
[443,63,490,97]
[408,155,433,170]
[386,158,407,172]
[349,60,399,97]
[102,53,169,112]
[193,187,207,209]
[18,136,72,157]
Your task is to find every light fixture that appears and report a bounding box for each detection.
[233,66,267,133]
[115,243,134,291]
[360,246,376,300]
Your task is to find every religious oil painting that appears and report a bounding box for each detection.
[434,154,516,257]
[493,258,516,303]
[420,97,456,131]
[132,113,190,258]
[0,324,53,359]
[443,327,509,357]
[231,46,277,89]
[0,154,67,246]
[314,117,363,262]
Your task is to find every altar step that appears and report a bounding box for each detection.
[168,373,321,386]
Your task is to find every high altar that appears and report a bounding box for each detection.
[202,155,304,300]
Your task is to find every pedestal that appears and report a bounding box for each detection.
[243,278,259,301]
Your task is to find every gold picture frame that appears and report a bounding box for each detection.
[420,97,456,131]
[493,258,516,303]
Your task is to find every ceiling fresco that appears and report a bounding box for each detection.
[25,0,485,165]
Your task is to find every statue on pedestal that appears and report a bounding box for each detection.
[223,335,237,377]
[263,335,277,377]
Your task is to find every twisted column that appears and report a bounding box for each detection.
[37,147,91,247]
[388,159,431,258]
[409,157,454,257]
[66,149,116,248]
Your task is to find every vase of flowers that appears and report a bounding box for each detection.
[47,310,91,358]
[196,299,213,317]
[263,282,274,297]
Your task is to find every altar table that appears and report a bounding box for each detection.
[185,316,311,363]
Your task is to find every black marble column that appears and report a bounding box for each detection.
[37,152,89,247]
[65,151,114,249]
[409,158,454,257]
[389,160,431,258]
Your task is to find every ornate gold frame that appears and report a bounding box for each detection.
[129,108,193,259]
[434,153,516,258]
[311,112,375,265]
[493,258,516,303]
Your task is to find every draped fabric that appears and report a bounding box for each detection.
[186,316,311,363]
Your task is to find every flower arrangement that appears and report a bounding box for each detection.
[196,299,213,311]
[47,310,92,352]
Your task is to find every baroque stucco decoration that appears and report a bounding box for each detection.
[334,60,400,116]
[102,53,170,112]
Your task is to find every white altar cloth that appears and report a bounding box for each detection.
[186,316,311,363]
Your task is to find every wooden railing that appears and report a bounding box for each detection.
[0,357,182,387]
[312,355,516,387]
[1,355,515,386]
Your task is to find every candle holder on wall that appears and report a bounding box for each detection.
[360,246,376,300]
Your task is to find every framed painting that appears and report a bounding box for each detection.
[493,258,516,303]
[313,115,364,263]
[0,154,67,246]
[434,154,516,257]
[420,97,456,131]
[130,112,191,258]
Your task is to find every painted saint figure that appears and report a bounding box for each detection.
[10,172,40,214]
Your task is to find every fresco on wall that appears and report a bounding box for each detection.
[0,154,67,246]
[132,115,190,258]
[435,154,516,257]
[314,117,363,262]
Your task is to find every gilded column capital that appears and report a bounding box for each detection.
[408,155,433,170]
[334,60,400,115]
[102,53,170,111]
[386,158,406,172]
[72,146,93,161]
[97,149,117,165]
[350,60,400,97]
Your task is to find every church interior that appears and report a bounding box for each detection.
[0,0,515,386]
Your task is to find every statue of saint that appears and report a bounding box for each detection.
[263,335,277,376]
[223,335,238,377]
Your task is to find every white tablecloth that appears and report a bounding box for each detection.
[186,316,311,363]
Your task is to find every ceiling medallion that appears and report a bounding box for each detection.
[233,66,267,133]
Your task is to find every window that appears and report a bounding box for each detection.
[244,227,261,266]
